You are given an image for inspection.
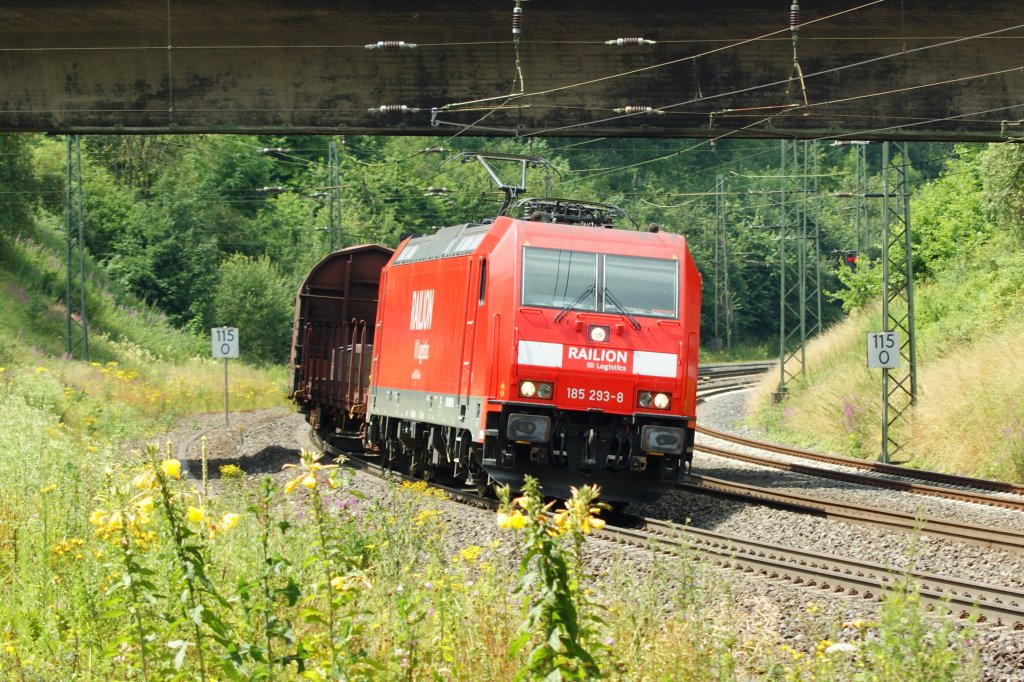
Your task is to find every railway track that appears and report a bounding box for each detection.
[696,362,1024,510]
[696,361,774,400]
[680,474,1024,553]
[604,518,1024,628]
[696,436,1024,512]
[308,425,1024,629]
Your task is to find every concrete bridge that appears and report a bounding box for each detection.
[2,1,1022,140]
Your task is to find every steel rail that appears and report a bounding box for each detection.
[698,426,1024,499]
[307,427,499,511]
[695,440,1024,511]
[604,518,1024,627]
[680,474,1024,553]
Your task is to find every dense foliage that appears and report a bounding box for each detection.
[0,132,960,364]
[8,130,1017,369]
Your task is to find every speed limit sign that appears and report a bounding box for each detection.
[867,331,899,369]
[212,327,239,359]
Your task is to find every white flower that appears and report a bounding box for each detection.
[825,642,857,655]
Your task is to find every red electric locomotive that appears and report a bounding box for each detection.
[291,159,701,504]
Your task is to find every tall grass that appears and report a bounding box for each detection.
[0,354,983,679]
[747,233,1024,479]
[0,198,986,678]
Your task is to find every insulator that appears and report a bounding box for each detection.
[512,5,523,35]
[365,40,418,50]
[422,146,446,154]
[613,106,664,115]
[790,2,800,30]
[604,37,655,46]
[368,105,420,114]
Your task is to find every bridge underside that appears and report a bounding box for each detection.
[2,1,1022,140]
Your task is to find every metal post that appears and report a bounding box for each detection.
[807,141,822,339]
[776,140,806,397]
[224,357,230,427]
[879,141,917,463]
[65,135,89,361]
[713,174,732,351]
[328,140,340,251]
[854,142,868,254]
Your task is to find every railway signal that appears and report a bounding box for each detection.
[843,250,858,270]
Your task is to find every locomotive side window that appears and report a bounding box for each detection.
[478,260,487,305]
[522,248,597,310]
[604,254,678,318]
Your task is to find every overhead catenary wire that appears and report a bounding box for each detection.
[437,0,885,114]
[546,57,1022,187]
[523,21,1024,138]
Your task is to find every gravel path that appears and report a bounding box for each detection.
[152,401,1024,680]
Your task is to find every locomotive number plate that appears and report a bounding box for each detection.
[565,387,626,404]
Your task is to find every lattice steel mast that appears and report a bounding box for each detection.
[880,141,918,463]
[65,135,89,360]
[328,140,341,251]
[713,174,733,351]
[776,140,822,396]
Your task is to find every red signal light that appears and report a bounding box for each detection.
[844,250,858,270]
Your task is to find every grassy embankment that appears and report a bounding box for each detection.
[0,222,979,679]
[747,231,1024,481]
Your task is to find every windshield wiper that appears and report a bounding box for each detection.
[553,284,595,323]
[602,287,642,330]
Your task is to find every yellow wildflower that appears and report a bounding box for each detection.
[136,496,154,515]
[186,506,205,523]
[39,483,57,494]
[413,509,442,526]
[590,517,606,531]
[331,573,371,592]
[459,545,483,563]
[301,474,317,490]
[89,510,109,527]
[132,469,157,490]
[219,464,243,478]
[51,537,86,558]
[220,513,240,530]
[497,510,527,530]
[284,476,302,494]
[160,459,182,480]
[105,511,123,530]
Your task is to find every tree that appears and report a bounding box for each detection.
[209,254,293,365]
[0,134,37,249]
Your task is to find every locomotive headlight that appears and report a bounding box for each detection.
[519,380,553,400]
[588,325,610,343]
[653,392,671,409]
[637,391,653,408]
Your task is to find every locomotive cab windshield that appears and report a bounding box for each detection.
[521,246,679,319]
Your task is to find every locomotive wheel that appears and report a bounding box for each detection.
[410,462,435,482]
[473,481,501,498]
